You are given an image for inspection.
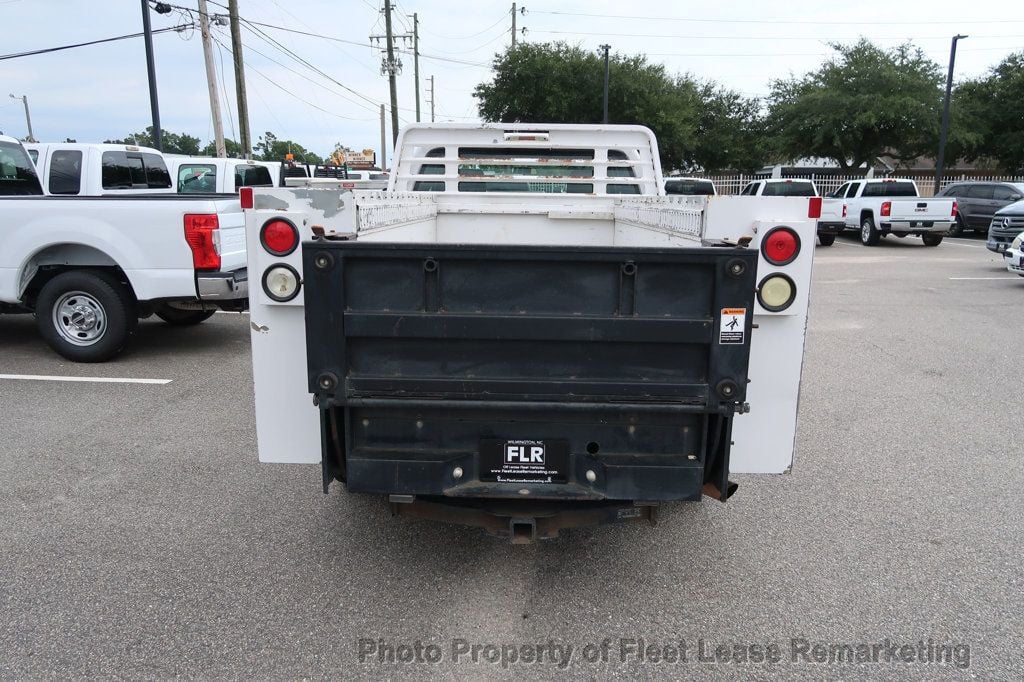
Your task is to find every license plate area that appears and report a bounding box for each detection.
[480,439,570,484]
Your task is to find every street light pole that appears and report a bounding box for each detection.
[600,44,611,124]
[935,34,968,194]
[9,94,35,142]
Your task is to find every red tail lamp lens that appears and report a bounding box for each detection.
[761,227,800,266]
[260,219,299,256]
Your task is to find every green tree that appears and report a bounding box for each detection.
[200,138,243,158]
[949,52,1024,172]
[476,43,714,171]
[105,127,201,155]
[253,130,323,164]
[766,39,943,170]
[691,84,766,173]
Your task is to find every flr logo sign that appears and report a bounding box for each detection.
[505,441,545,464]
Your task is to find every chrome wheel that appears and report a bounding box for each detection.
[861,221,870,242]
[52,290,107,346]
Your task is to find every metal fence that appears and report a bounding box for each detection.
[691,174,1024,198]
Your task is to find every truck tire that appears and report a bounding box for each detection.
[818,232,836,246]
[35,270,137,362]
[922,234,944,247]
[860,216,880,246]
[948,214,966,236]
[155,304,216,326]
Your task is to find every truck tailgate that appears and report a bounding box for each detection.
[302,241,758,502]
[890,199,954,222]
[213,200,246,272]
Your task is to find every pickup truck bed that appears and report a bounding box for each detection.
[304,240,757,504]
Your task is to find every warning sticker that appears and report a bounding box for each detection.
[719,308,746,344]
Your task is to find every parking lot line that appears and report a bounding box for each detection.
[942,239,984,248]
[0,374,172,385]
[948,277,1019,281]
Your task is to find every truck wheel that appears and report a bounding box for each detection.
[922,234,944,247]
[818,233,836,246]
[36,270,137,362]
[860,217,880,246]
[948,215,966,236]
[155,304,216,326]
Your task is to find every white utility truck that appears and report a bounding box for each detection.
[244,123,819,541]
[830,178,956,246]
[1,134,249,361]
[25,142,175,196]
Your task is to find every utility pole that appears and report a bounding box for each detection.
[198,0,226,157]
[512,3,517,47]
[228,0,251,158]
[8,94,35,142]
[411,13,420,123]
[600,44,611,125]
[429,76,435,123]
[380,104,387,171]
[935,34,968,194]
[384,0,400,145]
[140,0,162,151]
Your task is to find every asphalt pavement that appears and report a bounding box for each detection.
[1,232,1021,679]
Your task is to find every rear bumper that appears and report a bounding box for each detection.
[197,268,248,301]
[817,221,844,233]
[880,221,951,234]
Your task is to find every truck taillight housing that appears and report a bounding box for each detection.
[260,218,299,256]
[184,214,221,270]
[240,186,254,209]
[881,201,891,217]
[758,273,797,312]
[952,200,958,217]
[761,226,800,266]
[807,197,822,218]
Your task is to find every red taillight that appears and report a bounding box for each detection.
[807,196,822,219]
[881,201,891,217]
[184,214,221,270]
[951,200,958,217]
[761,226,801,266]
[240,186,254,209]
[260,218,299,256]
[842,204,847,218]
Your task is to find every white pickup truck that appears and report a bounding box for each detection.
[167,156,276,194]
[26,142,175,196]
[831,178,956,246]
[1,134,248,362]
[243,123,820,541]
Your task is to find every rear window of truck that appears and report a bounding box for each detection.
[861,181,917,197]
[48,149,83,195]
[178,163,217,193]
[0,140,44,195]
[235,164,273,188]
[665,179,715,195]
[102,151,172,190]
[763,181,817,197]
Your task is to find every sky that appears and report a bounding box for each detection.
[2,0,1023,167]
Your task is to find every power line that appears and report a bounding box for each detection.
[530,29,1024,41]
[0,24,193,61]
[528,9,1024,26]
[214,31,379,119]
[420,14,508,40]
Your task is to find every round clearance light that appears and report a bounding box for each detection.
[761,226,800,266]
[757,273,797,312]
[262,264,301,302]
[260,218,299,256]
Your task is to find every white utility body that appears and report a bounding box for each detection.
[244,124,819,536]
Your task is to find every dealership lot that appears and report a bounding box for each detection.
[1,236,1021,678]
